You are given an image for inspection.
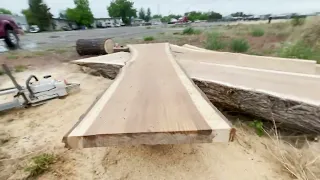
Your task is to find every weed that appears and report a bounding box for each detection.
[291,17,306,26]
[144,36,155,41]
[54,49,67,53]
[146,26,151,29]
[204,32,226,50]
[15,65,27,72]
[249,120,264,136]
[0,70,4,76]
[279,41,316,60]
[173,32,181,35]
[6,54,19,60]
[35,51,46,56]
[23,55,34,58]
[25,153,56,177]
[230,38,250,52]
[159,32,165,35]
[182,27,201,35]
[251,28,265,37]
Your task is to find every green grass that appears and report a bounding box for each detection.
[230,38,250,53]
[251,28,265,37]
[291,17,306,26]
[173,32,181,35]
[146,26,152,29]
[54,49,67,53]
[14,65,27,72]
[144,36,155,41]
[6,54,19,60]
[182,27,201,35]
[249,120,264,137]
[279,41,317,60]
[204,32,226,50]
[0,69,4,76]
[35,51,46,56]
[25,153,56,177]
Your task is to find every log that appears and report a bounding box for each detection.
[76,38,115,56]
[64,43,232,148]
[72,46,320,134]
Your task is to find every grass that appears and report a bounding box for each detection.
[0,69,4,76]
[291,17,306,26]
[279,41,317,60]
[173,32,181,35]
[251,28,265,37]
[204,32,226,50]
[249,120,264,136]
[182,27,201,35]
[25,153,56,177]
[35,51,46,56]
[144,36,155,41]
[6,54,19,60]
[14,65,27,72]
[230,38,250,53]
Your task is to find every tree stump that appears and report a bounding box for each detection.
[76,38,115,56]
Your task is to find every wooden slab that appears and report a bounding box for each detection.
[64,43,232,148]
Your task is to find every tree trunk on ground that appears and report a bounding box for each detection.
[76,38,115,56]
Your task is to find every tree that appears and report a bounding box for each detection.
[138,8,145,20]
[59,10,67,19]
[152,14,162,19]
[0,8,12,15]
[161,14,182,23]
[207,11,222,21]
[146,8,151,22]
[107,0,137,25]
[66,0,94,26]
[23,0,53,31]
[231,12,246,17]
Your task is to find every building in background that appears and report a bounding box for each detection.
[95,17,123,28]
[52,18,78,30]
[10,15,28,31]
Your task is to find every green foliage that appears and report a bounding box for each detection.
[207,11,222,21]
[6,54,19,60]
[138,8,146,21]
[152,14,162,19]
[230,38,250,52]
[186,11,222,22]
[15,65,27,72]
[291,16,305,26]
[249,120,264,137]
[251,28,265,37]
[161,14,182,23]
[66,0,94,27]
[0,69,4,76]
[0,8,12,15]
[25,154,56,177]
[279,41,316,60]
[144,36,154,41]
[231,12,247,17]
[107,0,137,25]
[182,27,201,35]
[146,8,151,22]
[205,32,226,50]
[25,0,53,31]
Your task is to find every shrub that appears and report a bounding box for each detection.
[144,36,154,41]
[25,154,56,177]
[6,54,19,60]
[279,41,315,60]
[251,28,265,37]
[291,17,305,26]
[15,65,27,72]
[0,70,4,76]
[182,27,201,35]
[249,120,264,136]
[230,38,250,52]
[204,32,226,50]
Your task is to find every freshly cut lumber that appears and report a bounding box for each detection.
[72,44,320,133]
[76,38,115,56]
[171,44,318,74]
[64,43,232,148]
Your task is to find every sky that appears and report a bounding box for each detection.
[2,0,320,18]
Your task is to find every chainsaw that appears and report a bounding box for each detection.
[0,64,80,112]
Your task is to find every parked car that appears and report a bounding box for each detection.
[62,26,72,31]
[0,14,24,49]
[29,25,40,33]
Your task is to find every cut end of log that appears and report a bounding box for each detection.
[76,38,115,56]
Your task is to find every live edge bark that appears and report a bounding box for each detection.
[76,63,320,134]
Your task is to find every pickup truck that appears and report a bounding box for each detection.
[0,15,24,49]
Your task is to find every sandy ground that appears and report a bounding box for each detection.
[0,62,295,180]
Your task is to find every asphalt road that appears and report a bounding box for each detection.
[18,26,167,51]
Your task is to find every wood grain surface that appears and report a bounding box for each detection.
[64,43,231,148]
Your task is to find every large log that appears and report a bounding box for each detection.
[71,46,320,134]
[64,43,232,148]
[76,38,115,56]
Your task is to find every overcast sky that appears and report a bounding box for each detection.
[2,0,320,18]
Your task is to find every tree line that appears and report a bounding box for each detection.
[0,0,224,31]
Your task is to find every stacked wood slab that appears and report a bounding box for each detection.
[71,44,320,134]
[64,43,232,148]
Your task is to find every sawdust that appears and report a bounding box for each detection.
[0,63,295,180]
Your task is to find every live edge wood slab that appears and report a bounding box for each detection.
[64,43,233,148]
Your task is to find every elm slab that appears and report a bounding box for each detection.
[64,43,232,148]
